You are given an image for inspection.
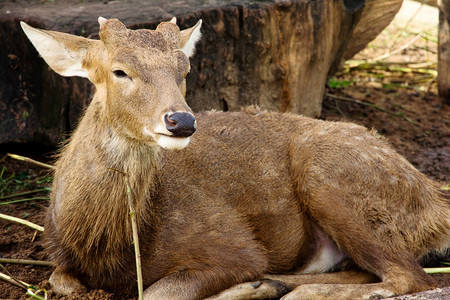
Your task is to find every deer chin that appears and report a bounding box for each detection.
[143,126,191,150]
[155,134,191,150]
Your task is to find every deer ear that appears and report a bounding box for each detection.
[98,16,108,29]
[180,19,202,58]
[20,21,92,78]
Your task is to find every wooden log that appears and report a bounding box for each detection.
[385,286,450,299]
[439,0,450,104]
[0,0,401,146]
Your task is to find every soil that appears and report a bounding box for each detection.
[0,1,449,299]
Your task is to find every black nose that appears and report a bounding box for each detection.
[164,112,196,137]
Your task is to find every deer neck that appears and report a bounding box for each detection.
[70,87,161,182]
[51,92,160,273]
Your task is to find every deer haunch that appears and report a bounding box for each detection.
[20,17,449,300]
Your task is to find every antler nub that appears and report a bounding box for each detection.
[98,17,107,29]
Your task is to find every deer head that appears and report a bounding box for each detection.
[20,17,202,150]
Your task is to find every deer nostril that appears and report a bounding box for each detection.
[164,114,178,127]
[164,112,196,138]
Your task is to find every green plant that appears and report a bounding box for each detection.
[0,166,52,199]
[328,77,353,88]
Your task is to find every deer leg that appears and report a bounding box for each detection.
[209,270,376,299]
[265,270,379,289]
[49,266,87,295]
[143,269,267,300]
[205,279,290,300]
[300,188,436,298]
[277,270,435,299]
[207,270,377,300]
[267,271,392,300]
[282,283,395,300]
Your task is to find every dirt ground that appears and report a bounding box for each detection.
[0,1,449,299]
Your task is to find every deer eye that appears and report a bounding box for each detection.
[112,69,129,78]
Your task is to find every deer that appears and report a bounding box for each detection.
[20,17,449,300]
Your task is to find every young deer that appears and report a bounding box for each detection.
[21,17,449,299]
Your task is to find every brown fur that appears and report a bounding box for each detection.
[21,18,449,299]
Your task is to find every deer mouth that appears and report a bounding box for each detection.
[143,126,191,150]
[156,134,191,150]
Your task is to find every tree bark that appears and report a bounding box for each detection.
[439,0,450,104]
[0,0,402,145]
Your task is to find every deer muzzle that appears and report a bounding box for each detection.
[164,112,197,138]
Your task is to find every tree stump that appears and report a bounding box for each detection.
[439,0,450,104]
[0,0,402,146]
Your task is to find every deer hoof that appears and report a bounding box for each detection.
[49,267,87,295]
